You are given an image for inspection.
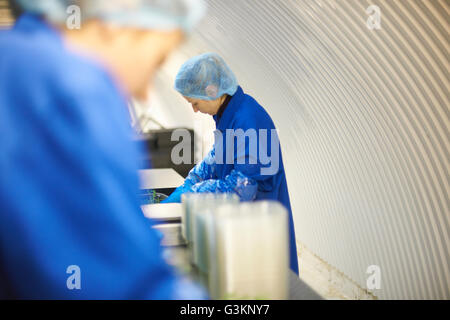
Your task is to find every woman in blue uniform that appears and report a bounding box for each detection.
[164,53,299,274]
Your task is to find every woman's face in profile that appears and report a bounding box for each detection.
[184,96,224,115]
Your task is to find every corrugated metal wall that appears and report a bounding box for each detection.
[158,0,449,299]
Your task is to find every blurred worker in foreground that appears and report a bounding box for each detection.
[164,53,299,274]
[0,0,206,299]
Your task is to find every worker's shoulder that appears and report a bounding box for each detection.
[0,30,113,96]
[236,93,275,129]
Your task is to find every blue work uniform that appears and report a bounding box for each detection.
[213,86,299,274]
[0,14,202,299]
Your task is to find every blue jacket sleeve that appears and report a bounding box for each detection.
[185,148,217,185]
[0,51,204,299]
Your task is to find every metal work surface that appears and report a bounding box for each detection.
[139,168,184,190]
[142,203,183,222]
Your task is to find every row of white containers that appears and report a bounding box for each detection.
[181,193,290,299]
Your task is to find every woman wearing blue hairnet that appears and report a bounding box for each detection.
[165,53,299,274]
[0,0,207,299]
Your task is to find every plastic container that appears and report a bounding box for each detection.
[181,193,239,273]
[210,201,290,300]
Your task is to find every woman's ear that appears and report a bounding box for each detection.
[205,85,218,98]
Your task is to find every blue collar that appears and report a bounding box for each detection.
[14,13,63,45]
[213,86,245,130]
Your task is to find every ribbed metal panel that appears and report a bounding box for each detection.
[163,0,450,299]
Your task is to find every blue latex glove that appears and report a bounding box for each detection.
[191,170,258,201]
[162,149,216,203]
[161,184,193,203]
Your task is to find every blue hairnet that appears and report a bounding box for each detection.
[174,52,238,100]
[16,0,205,33]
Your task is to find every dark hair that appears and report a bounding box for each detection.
[8,0,24,19]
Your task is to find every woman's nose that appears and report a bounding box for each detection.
[192,105,198,112]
